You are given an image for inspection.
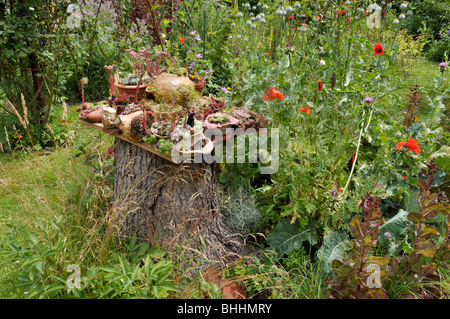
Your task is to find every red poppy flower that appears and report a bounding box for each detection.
[341,10,346,16]
[263,87,284,101]
[180,37,185,44]
[401,175,407,180]
[337,10,340,16]
[347,17,350,22]
[395,141,407,150]
[365,10,368,15]
[394,137,421,155]
[352,152,356,163]
[298,107,310,114]
[373,42,384,56]
[286,15,293,20]
[318,80,323,91]
[406,137,421,155]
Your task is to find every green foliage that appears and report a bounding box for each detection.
[315,230,352,275]
[266,220,318,258]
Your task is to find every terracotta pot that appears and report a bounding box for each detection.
[114,82,150,101]
[150,105,182,122]
[192,75,206,94]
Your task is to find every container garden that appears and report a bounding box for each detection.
[114,82,150,101]
[172,136,214,158]
[79,106,103,123]
[227,107,269,130]
[150,120,175,139]
[204,113,239,141]
[196,96,226,120]
[146,73,195,103]
[115,110,153,142]
[188,74,206,94]
[150,103,182,122]
[172,116,204,146]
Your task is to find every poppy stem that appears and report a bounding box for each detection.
[341,108,373,196]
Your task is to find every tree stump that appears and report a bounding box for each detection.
[111,138,244,266]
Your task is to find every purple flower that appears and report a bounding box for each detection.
[189,61,196,70]
[364,96,374,103]
[221,87,228,92]
[330,189,338,197]
[439,62,447,67]
[190,30,197,35]
[195,34,201,41]
[384,232,392,238]
[196,53,202,59]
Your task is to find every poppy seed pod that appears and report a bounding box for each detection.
[244,3,250,9]
[286,6,293,13]
[294,2,300,9]
[393,18,399,25]
[262,4,268,10]
[237,12,243,18]
[400,3,407,10]
[300,26,307,33]
[399,13,405,20]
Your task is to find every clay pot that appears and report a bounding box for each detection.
[150,104,182,122]
[115,111,145,142]
[192,75,206,94]
[79,108,102,123]
[114,82,150,100]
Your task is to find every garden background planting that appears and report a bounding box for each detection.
[0,0,449,300]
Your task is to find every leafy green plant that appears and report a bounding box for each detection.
[96,246,177,299]
[266,220,318,258]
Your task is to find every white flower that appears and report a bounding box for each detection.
[320,60,326,66]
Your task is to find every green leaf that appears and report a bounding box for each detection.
[379,209,409,242]
[34,261,45,275]
[266,220,318,257]
[163,19,171,26]
[315,230,351,274]
[403,189,419,213]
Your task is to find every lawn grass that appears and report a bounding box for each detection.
[400,57,450,120]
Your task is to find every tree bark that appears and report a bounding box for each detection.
[112,138,244,266]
